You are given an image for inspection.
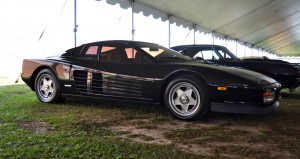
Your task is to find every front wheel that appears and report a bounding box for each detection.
[164,75,210,120]
[35,69,62,103]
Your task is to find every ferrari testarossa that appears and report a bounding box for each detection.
[22,40,281,120]
[171,45,300,92]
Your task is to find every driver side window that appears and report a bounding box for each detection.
[193,50,220,60]
[217,49,230,59]
[100,45,128,63]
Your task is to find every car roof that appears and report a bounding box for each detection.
[63,40,161,57]
[171,44,226,49]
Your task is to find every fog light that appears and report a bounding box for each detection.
[263,89,275,103]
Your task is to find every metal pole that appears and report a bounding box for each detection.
[244,45,246,57]
[131,0,135,41]
[74,0,77,47]
[211,31,214,45]
[235,40,238,56]
[168,14,171,47]
[193,24,196,45]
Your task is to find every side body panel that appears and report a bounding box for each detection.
[66,59,157,102]
[21,59,71,91]
[22,57,281,105]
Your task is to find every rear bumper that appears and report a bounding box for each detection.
[21,75,34,90]
[211,101,279,114]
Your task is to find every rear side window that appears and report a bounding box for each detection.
[99,44,151,64]
[85,46,99,55]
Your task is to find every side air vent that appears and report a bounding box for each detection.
[73,70,88,93]
[74,70,103,94]
[91,72,103,94]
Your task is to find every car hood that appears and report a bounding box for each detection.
[213,63,277,84]
[241,58,289,64]
[229,59,298,75]
[177,60,278,86]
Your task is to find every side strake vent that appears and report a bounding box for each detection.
[73,70,143,98]
[91,72,103,94]
[73,70,88,93]
[73,70,103,94]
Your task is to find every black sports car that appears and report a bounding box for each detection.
[171,45,300,92]
[22,40,281,120]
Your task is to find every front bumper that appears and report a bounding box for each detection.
[211,101,279,114]
[274,74,299,89]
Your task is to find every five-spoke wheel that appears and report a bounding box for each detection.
[35,69,62,103]
[164,75,209,120]
[169,82,200,117]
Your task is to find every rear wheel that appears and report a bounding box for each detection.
[35,69,62,103]
[164,75,210,120]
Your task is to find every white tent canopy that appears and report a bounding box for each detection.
[104,0,300,56]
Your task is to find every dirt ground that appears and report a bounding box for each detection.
[19,91,300,158]
[106,117,296,158]
[99,92,300,158]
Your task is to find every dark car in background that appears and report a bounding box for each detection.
[22,41,281,120]
[171,45,300,92]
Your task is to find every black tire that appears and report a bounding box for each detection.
[34,68,62,103]
[164,75,210,120]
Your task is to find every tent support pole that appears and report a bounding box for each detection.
[244,45,247,57]
[235,40,238,56]
[74,0,77,47]
[131,0,135,41]
[168,14,171,47]
[193,24,196,45]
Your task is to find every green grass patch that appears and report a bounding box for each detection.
[0,85,202,158]
[1,84,300,158]
[128,134,155,141]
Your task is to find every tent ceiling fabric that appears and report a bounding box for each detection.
[105,0,300,56]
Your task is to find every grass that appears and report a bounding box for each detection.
[0,84,300,158]
[0,85,200,158]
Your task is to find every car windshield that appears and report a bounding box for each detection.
[133,42,192,62]
[214,47,239,60]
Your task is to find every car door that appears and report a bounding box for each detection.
[94,42,157,101]
[191,46,221,62]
